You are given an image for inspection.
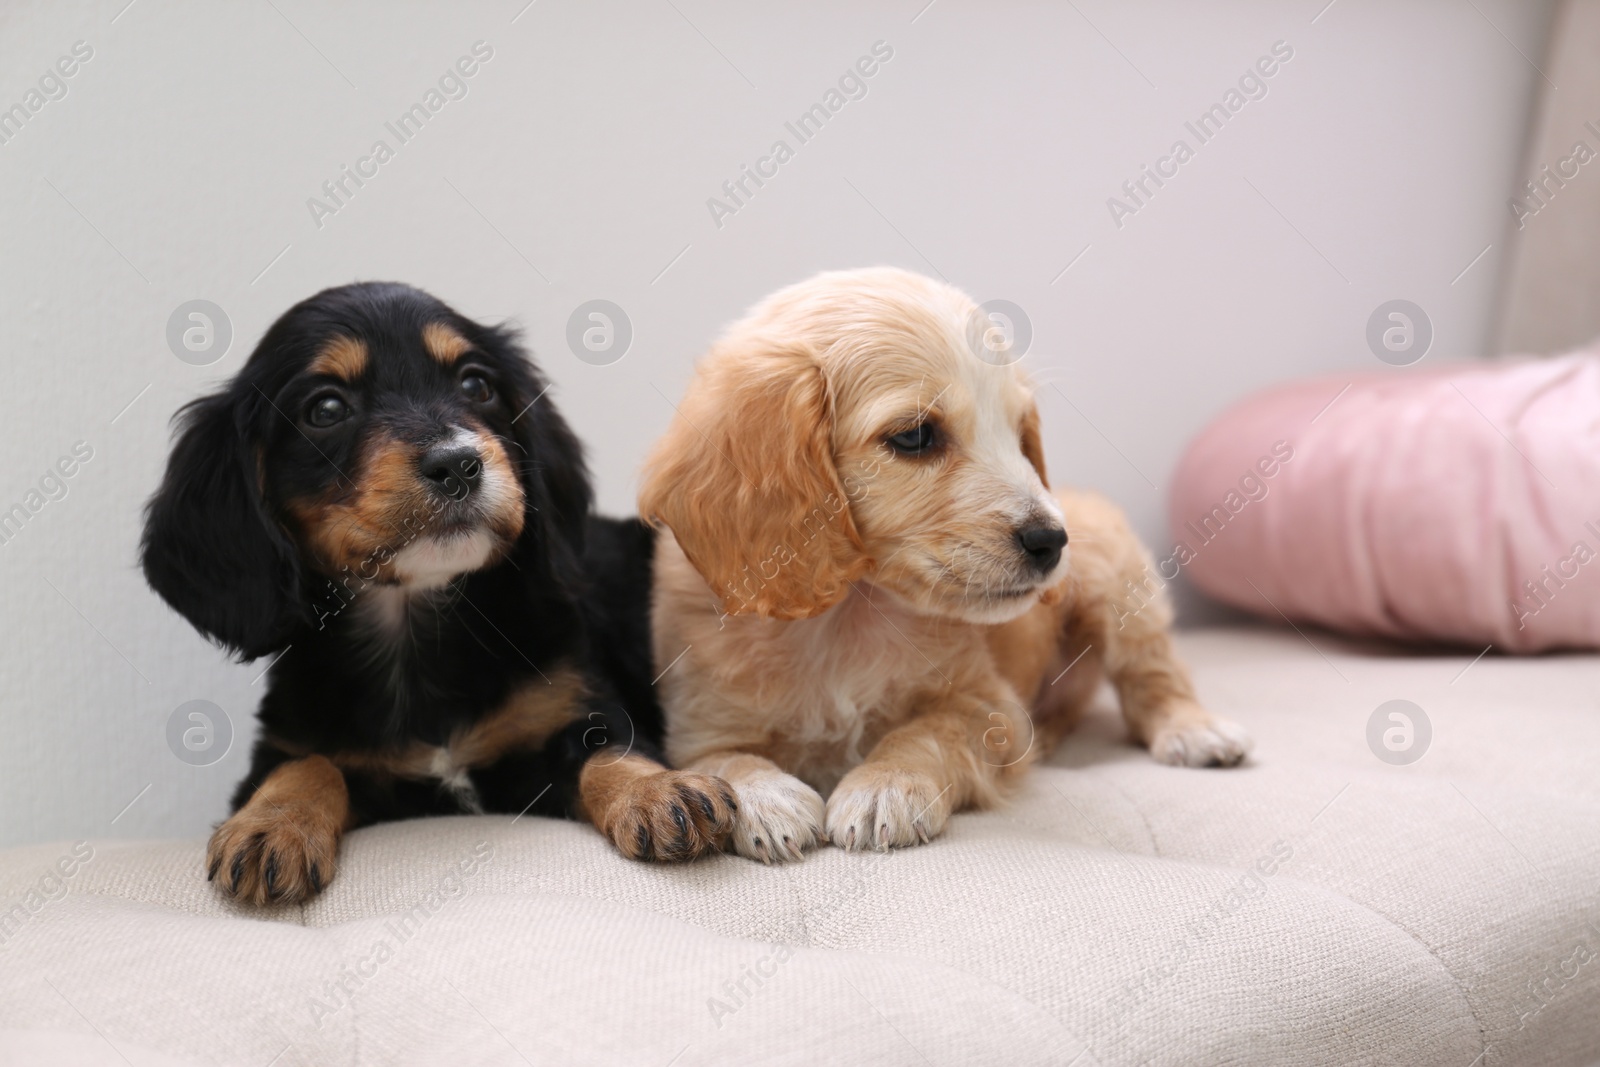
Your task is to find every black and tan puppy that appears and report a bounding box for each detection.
[142,282,733,905]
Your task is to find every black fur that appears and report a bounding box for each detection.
[141,283,683,860]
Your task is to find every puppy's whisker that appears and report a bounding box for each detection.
[1024,368,1073,387]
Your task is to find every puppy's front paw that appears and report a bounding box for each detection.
[1148,707,1252,767]
[602,770,737,862]
[825,764,952,852]
[728,772,824,864]
[207,804,340,906]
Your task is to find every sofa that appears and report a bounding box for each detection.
[2,626,1597,1066]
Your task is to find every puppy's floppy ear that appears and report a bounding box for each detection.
[1020,398,1049,488]
[1019,396,1066,606]
[640,335,870,620]
[141,390,303,660]
[494,326,593,596]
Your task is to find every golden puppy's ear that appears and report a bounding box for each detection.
[1021,400,1049,488]
[640,337,871,619]
[1021,399,1066,606]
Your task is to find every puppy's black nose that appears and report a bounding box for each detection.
[420,445,483,495]
[1015,522,1067,572]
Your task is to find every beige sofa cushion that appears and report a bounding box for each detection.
[2,628,1597,1066]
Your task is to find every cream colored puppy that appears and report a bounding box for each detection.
[640,268,1250,863]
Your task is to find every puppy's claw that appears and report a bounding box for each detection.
[229,847,249,893]
[781,834,805,862]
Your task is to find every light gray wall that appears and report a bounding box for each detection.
[0,0,1551,847]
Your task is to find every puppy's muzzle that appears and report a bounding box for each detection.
[419,443,483,502]
[1015,520,1067,574]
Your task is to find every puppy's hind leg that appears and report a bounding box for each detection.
[1066,498,1251,768]
[1104,616,1252,767]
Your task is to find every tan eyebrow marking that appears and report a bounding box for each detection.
[423,322,472,365]
[308,335,368,381]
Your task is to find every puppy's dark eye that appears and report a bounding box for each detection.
[460,372,494,404]
[306,394,350,428]
[886,423,938,455]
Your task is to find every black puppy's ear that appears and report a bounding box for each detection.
[141,390,302,660]
[494,333,592,595]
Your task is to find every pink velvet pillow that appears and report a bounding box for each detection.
[1166,352,1600,652]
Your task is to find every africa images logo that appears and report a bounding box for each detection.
[305,41,494,229]
[1106,40,1294,229]
[0,40,93,148]
[705,40,894,230]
